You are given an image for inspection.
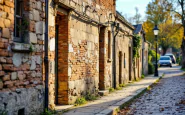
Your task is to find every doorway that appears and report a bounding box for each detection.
[129,47,132,81]
[119,51,122,84]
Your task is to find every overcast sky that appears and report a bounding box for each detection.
[116,0,151,18]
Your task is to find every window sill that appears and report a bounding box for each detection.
[107,58,112,63]
[11,42,33,53]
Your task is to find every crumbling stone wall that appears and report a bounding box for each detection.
[48,0,116,106]
[143,42,149,75]
[0,0,45,114]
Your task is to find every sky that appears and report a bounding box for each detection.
[116,0,151,19]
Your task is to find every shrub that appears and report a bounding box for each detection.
[148,62,154,74]
[0,110,7,115]
[109,88,115,92]
[75,97,87,106]
[119,84,125,87]
[85,92,97,101]
[141,74,145,78]
[116,87,122,90]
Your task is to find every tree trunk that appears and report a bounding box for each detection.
[162,47,168,56]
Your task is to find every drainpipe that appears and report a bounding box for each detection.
[111,22,119,89]
[44,0,49,110]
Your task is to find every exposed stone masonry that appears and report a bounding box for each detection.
[0,0,45,114]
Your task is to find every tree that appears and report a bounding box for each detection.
[144,0,182,55]
[166,0,185,68]
[133,7,142,24]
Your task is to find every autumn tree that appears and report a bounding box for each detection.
[144,0,182,55]
[166,0,185,68]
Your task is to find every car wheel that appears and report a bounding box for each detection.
[170,65,172,68]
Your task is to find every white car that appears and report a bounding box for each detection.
[158,56,172,67]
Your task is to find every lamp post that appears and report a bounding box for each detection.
[153,25,159,77]
[111,22,120,89]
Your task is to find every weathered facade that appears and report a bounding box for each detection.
[48,0,117,107]
[48,0,137,108]
[133,24,149,76]
[0,0,45,114]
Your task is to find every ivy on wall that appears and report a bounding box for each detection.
[133,34,141,59]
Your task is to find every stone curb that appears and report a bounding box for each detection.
[95,75,164,115]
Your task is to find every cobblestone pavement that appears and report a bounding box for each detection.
[59,70,163,115]
[120,65,185,115]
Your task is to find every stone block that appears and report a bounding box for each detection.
[7,13,13,21]
[4,19,10,27]
[30,56,36,70]
[0,11,7,18]
[2,74,10,81]
[11,72,17,80]
[35,21,45,34]
[5,0,14,8]
[4,81,13,88]
[29,32,37,44]
[33,9,40,21]
[0,0,3,4]
[2,28,10,38]
[0,57,6,63]
[4,5,10,13]
[13,53,23,67]
[36,1,42,11]
[0,71,5,76]
[0,18,4,27]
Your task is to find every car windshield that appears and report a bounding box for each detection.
[160,57,170,60]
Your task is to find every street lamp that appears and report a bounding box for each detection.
[153,25,159,77]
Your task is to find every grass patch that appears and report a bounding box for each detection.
[85,92,97,101]
[147,86,151,91]
[75,97,87,106]
[40,109,57,115]
[141,74,145,79]
[119,84,126,87]
[109,88,115,93]
[116,87,122,90]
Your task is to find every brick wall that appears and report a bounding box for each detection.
[0,0,45,114]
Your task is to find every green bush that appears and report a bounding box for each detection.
[141,74,145,78]
[75,97,87,106]
[85,92,97,101]
[177,56,182,65]
[109,88,115,92]
[148,50,160,63]
[116,87,122,90]
[148,62,154,74]
[119,84,125,87]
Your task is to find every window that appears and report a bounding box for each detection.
[108,31,111,59]
[14,0,24,42]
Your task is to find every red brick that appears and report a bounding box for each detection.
[0,49,9,56]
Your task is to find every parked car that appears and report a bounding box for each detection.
[165,53,176,64]
[158,56,172,67]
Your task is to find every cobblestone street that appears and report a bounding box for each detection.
[120,65,185,115]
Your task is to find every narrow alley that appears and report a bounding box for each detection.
[120,65,185,115]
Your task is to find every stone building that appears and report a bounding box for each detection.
[133,24,149,76]
[0,0,45,114]
[47,0,136,108]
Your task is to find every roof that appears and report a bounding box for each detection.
[116,11,135,30]
[133,24,143,34]
[133,24,146,41]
